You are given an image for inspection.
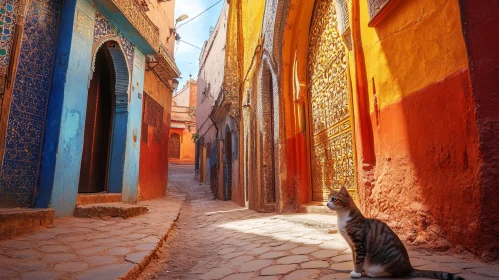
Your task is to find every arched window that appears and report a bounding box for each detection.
[169,133,181,159]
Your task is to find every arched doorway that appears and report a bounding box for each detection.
[79,41,129,194]
[169,133,181,159]
[224,125,233,201]
[307,0,357,201]
[79,45,114,193]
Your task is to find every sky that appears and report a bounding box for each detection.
[174,0,224,89]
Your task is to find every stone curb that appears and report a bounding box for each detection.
[121,208,182,280]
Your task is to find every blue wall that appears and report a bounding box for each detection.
[38,0,146,217]
[0,0,60,207]
[47,0,96,217]
[36,0,77,208]
[122,48,145,203]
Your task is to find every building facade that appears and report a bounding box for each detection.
[195,3,228,198]
[0,0,179,217]
[233,0,499,260]
[169,78,197,165]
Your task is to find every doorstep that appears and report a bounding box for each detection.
[0,208,54,240]
[296,201,334,214]
[74,202,148,219]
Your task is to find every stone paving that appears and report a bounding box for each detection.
[143,168,499,280]
[0,193,184,280]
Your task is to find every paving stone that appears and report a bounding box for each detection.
[410,257,431,267]
[7,249,39,260]
[331,254,352,263]
[76,263,135,280]
[239,260,273,272]
[252,277,279,280]
[219,247,237,254]
[77,246,109,256]
[125,251,150,264]
[54,262,88,272]
[319,241,348,251]
[39,245,72,253]
[418,263,462,274]
[291,246,318,255]
[135,243,157,251]
[311,250,338,259]
[222,252,246,260]
[222,272,254,280]
[105,247,132,256]
[229,255,254,266]
[277,255,310,264]
[330,262,353,272]
[259,251,289,260]
[284,269,320,280]
[42,253,77,262]
[447,262,489,269]
[265,242,285,247]
[319,273,351,280]
[84,255,118,265]
[260,264,298,276]
[0,268,16,278]
[21,271,61,280]
[272,243,299,251]
[249,247,271,255]
[468,267,499,278]
[302,260,330,269]
[200,267,234,280]
[10,260,47,272]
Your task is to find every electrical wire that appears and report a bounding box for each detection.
[179,39,202,50]
[176,0,223,29]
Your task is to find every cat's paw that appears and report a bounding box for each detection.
[350,271,362,278]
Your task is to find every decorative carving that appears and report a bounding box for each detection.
[143,93,164,144]
[111,0,159,50]
[94,11,134,71]
[75,9,93,40]
[308,0,356,202]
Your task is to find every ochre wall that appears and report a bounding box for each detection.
[138,71,172,200]
[354,0,482,253]
[280,0,489,258]
[169,127,196,164]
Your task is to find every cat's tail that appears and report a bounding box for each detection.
[409,269,465,280]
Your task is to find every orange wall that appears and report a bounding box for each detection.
[353,0,483,254]
[169,127,196,164]
[138,71,172,200]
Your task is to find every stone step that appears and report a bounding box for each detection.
[74,203,148,219]
[77,193,122,205]
[296,202,334,214]
[0,208,54,240]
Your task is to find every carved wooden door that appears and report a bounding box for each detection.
[308,0,357,202]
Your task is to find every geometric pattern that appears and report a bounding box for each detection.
[0,1,17,75]
[0,0,60,207]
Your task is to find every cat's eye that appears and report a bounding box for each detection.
[331,197,337,202]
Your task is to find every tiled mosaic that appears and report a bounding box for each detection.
[0,0,60,207]
[94,11,134,70]
[75,9,93,40]
[0,1,17,75]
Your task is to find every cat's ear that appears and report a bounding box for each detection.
[339,185,349,197]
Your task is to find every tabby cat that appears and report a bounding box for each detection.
[327,186,464,280]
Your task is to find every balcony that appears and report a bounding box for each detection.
[95,0,159,54]
[147,44,181,89]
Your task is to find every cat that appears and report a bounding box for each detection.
[326,186,465,280]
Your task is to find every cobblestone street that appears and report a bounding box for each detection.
[141,166,499,280]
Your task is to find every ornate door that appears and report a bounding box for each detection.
[308,0,357,202]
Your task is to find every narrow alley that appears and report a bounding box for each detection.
[139,166,499,280]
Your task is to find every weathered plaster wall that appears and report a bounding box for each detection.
[196,3,229,181]
[173,82,191,107]
[138,70,171,201]
[458,0,499,260]
[353,0,483,255]
[0,0,60,208]
[122,48,145,203]
[43,0,96,217]
[144,0,175,56]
